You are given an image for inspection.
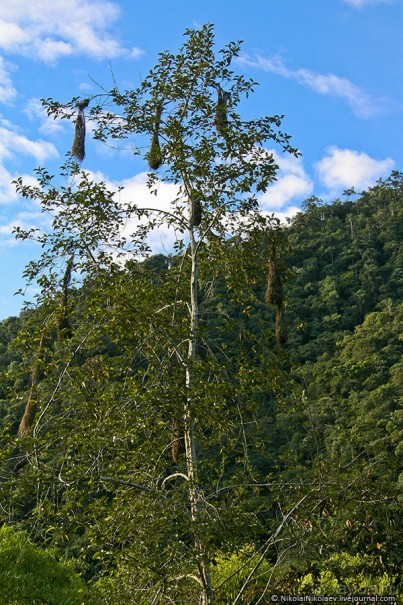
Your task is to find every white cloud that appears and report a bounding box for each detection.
[0,224,13,235]
[0,164,18,203]
[263,205,300,225]
[0,164,45,205]
[24,98,65,135]
[0,209,48,247]
[0,123,58,163]
[0,118,58,204]
[129,47,144,60]
[0,56,17,103]
[315,146,395,191]
[259,151,313,210]
[118,172,302,241]
[265,174,313,208]
[342,0,392,7]
[240,54,384,118]
[0,0,143,63]
[0,215,31,236]
[118,172,180,210]
[117,172,183,253]
[81,170,184,255]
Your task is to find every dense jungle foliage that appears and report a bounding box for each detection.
[0,173,401,603]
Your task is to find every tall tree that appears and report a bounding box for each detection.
[11,25,298,604]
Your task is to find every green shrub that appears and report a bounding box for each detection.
[0,525,89,605]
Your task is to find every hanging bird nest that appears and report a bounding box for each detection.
[71,100,89,162]
[190,190,202,227]
[17,389,38,438]
[77,98,90,110]
[215,86,230,136]
[148,132,162,170]
[56,314,72,340]
[265,256,283,306]
[148,100,163,170]
[275,304,288,345]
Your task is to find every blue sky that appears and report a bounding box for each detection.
[0,0,402,318]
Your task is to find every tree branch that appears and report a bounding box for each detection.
[161,472,189,489]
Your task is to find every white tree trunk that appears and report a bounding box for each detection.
[183,192,214,605]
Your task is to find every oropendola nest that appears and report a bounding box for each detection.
[215,87,230,136]
[190,190,202,227]
[71,100,90,162]
[265,257,283,307]
[275,304,288,345]
[148,100,164,170]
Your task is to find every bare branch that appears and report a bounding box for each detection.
[174,574,204,588]
[161,472,189,489]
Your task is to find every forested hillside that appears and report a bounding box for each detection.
[0,173,401,603]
